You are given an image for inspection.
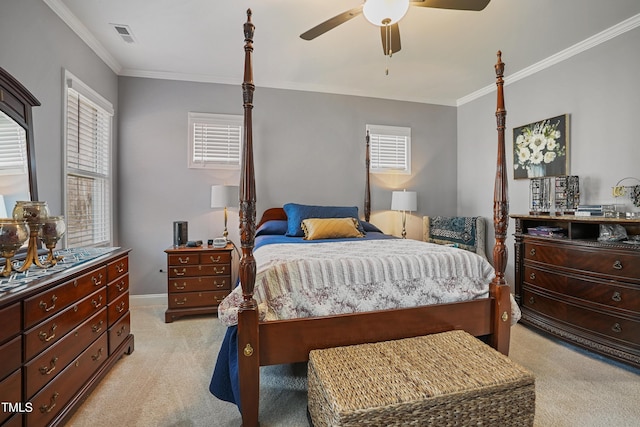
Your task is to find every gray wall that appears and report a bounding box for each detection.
[0,0,118,218]
[458,25,640,289]
[118,78,457,295]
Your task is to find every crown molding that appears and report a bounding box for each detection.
[43,0,122,74]
[457,12,640,107]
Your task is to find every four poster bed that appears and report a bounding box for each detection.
[211,10,512,427]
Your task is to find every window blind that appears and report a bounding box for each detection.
[0,113,27,174]
[367,124,411,174]
[65,84,112,248]
[188,112,242,169]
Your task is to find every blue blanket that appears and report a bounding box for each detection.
[209,228,393,410]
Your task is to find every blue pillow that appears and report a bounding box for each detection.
[360,221,382,233]
[255,220,288,237]
[283,203,360,237]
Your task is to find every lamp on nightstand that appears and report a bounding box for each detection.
[211,185,239,242]
[391,189,417,239]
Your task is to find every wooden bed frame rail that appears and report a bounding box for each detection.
[235,9,510,427]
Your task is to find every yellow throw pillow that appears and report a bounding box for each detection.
[301,218,364,240]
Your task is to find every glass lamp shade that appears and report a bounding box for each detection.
[391,190,417,212]
[0,219,30,254]
[363,0,410,25]
[39,216,66,246]
[12,200,49,225]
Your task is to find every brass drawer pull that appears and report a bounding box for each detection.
[611,323,622,333]
[92,295,103,308]
[116,280,126,292]
[529,272,536,280]
[612,260,623,270]
[611,292,622,302]
[173,268,186,276]
[92,273,103,286]
[39,357,59,375]
[529,248,536,256]
[116,262,126,273]
[175,297,187,305]
[214,280,227,288]
[40,392,59,414]
[91,348,103,361]
[528,296,535,304]
[117,325,126,337]
[214,266,226,274]
[39,295,58,312]
[173,282,187,290]
[178,256,190,264]
[39,324,57,342]
[116,301,126,313]
[92,320,104,334]
[210,255,222,263]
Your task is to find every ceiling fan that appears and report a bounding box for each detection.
[300,0,491,56]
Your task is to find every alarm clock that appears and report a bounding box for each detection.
[212,237,227,248]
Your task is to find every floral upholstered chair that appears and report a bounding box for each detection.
[422,216,486,259]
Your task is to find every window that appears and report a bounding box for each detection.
[64,71,114,248]
[0,111,27,175]
[366,124,411,174]
[188,112,242,169]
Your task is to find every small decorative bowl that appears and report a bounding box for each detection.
[0,219,30,276]
[12,201,49,225]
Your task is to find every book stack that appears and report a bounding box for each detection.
[527,226,565,237]
[575,205,604,217]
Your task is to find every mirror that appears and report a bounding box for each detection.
[0,67,40,216]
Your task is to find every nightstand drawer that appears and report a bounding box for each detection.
[168,276,231,292]
[200,251,232,265]
[168,291,229,309]
[168,253,199,265]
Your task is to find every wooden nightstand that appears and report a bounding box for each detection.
[164,244,233,323]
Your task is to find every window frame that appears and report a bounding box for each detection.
[63,70,114,248]
[188,112,242,170]
[366,124,412,175]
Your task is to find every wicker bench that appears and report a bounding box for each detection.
[308,330,535,426]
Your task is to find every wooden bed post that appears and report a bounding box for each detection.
[238,9,260,427]
[490,51,511,354]
[364,130,371,222]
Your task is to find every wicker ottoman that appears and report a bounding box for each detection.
[307,330,535,427]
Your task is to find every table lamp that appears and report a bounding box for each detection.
[391,189,417,239]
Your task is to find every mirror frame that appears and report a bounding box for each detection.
[0,67,40,204]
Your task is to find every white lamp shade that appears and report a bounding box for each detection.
[391,190,417,211]
[363,0,410,26]
[211,185,239,209]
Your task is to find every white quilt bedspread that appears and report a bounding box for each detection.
[218,238,508,327]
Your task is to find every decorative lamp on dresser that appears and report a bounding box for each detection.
[164,244,233,323]
[512,214,640,368]
[0,247,133,427]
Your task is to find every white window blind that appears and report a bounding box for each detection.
[367,124,411,174]
[64,72,113,248]
[188,112,242,169]
[0,112,27,175]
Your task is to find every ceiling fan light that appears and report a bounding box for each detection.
[363,0,410,26]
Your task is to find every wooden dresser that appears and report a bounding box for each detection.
[0,247,133,427]
[164,244,233,323]
[512,215,640,368]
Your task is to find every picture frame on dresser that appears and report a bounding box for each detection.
[512,214,640,369]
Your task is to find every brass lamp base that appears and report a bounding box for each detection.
[14,232,46,272]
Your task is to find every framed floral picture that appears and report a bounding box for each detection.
[513,114,569,179]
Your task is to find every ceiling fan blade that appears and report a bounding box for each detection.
[300,5,364,40]
[410,0,491,11]
[380,23,401,55]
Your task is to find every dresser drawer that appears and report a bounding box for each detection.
[26,334,107,427]
[168,253,199,266]
[524,265,640,313]
[108,311,131,354]
[0,369,21,425]
[523,287,640,347]
[107,255,129,281]
[168,290,229,309]
[24,287,107,361]
[0,302,21,344]
[0,335,21,381]
[168,275,231,293]
[24,308,107,400]
[107,273,129,303]
[24,266,107,328]
[200,251,232,265]
[107,291,129,326]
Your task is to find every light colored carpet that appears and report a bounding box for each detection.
[67,304,640,427]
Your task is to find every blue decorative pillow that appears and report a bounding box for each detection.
[360,221,382,233]
[283,203,360,237]
[255,220,288,237]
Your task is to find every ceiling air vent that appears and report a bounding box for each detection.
[111,23,136,44]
